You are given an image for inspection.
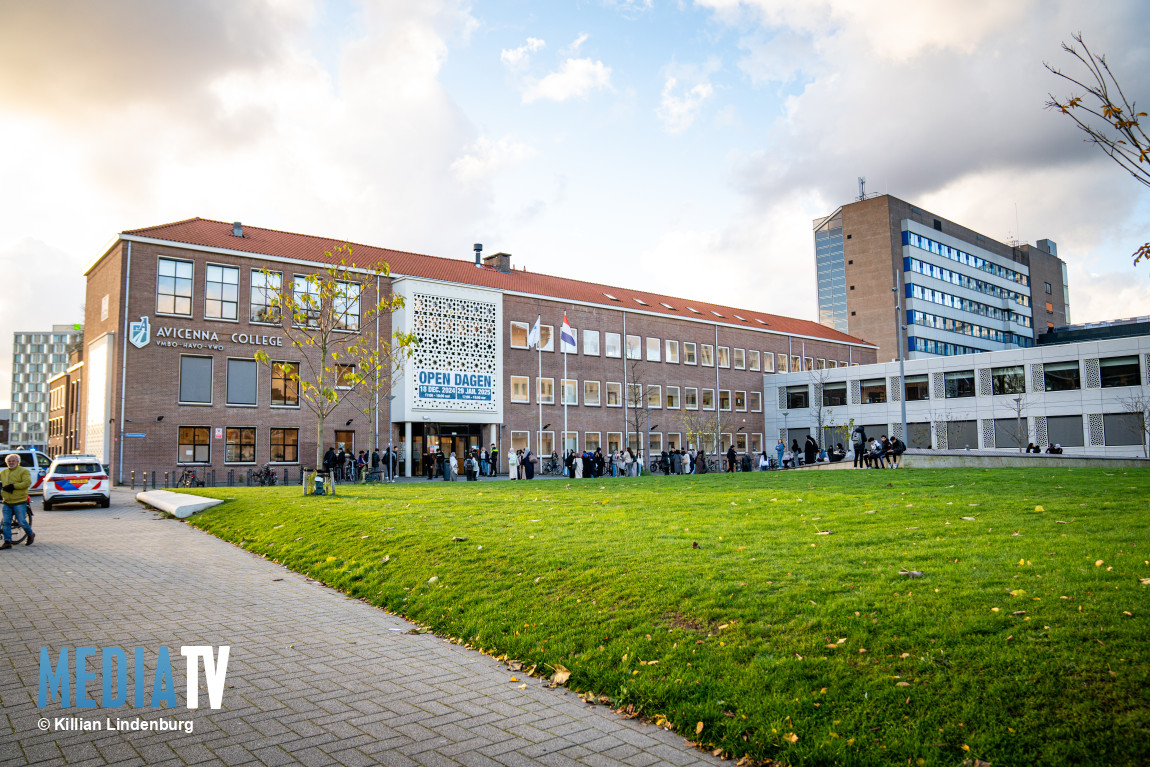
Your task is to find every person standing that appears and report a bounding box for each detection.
[524,449,537,480]
[775,439,785,469]
[371,449,381,480]
[446,451,457,481]
[489,444,500,476]
[507,449,519,480]
[851,425,867,469]
[479,448,490,478]
[1,453,34,548]
[670,449,682,475]
[726,445,737,473]
[804,434,818,467]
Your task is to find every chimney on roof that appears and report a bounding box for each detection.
[483,251,512,273]
[473,243,483,268]
[232,222,243,237]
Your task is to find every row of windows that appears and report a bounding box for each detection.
[508,321,856,373]
[903,231,1030,287]
[905,257,1030,307]
[177,357,303,407]
[508,376,764,412]
[156,257,362,330]
[508,430,766,456]
[907,310,1034,347]
[907,337,987,356]
[782,357,1143,409]
[178,426,299,464]
[907,283,1031,327]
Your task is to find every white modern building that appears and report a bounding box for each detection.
[8,324,84,450]
[763,335,1150,458]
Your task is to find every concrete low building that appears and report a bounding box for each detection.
[763,335,1150,458]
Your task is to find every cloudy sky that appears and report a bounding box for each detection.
[1,0,1148,409]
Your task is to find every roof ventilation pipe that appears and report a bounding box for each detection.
[474,242,483,267]
[232,222,243,237]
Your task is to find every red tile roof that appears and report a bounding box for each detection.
[122,217,873,346]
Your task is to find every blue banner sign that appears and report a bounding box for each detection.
[417,371,494,402]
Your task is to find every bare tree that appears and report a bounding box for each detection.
[808,366,838,448]
[1046,33,1150,266]
[625,356,654,467]
[1003,393,1031,453]
[1118,391,1150,458]
[253,244,413,471]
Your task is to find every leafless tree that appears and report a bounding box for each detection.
[1118,391,1150,458]
[1046,33,1149,266]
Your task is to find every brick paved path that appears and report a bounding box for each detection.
[0,491,718,767]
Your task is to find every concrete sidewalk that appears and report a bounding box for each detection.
[0,490,717,767]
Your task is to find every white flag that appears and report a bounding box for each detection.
[526,315,541,348]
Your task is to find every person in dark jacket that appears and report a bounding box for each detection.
[851,425,867,468]
[726,445,737,472]
[804,435,818,466]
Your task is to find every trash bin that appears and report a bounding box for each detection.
[313,473,326,496]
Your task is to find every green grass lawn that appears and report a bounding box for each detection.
[185,468,1150,766]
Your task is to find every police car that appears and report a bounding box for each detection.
[4,448,52,497]
[42,454,112,509]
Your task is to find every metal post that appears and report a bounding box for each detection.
[1015,396,1023,454]
[893,272,909,447]
[130,470,135,490]
[164,471,169,488]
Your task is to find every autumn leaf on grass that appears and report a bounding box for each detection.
[550,664,571,686]
[783,733,799,744]
[696,721,704,735]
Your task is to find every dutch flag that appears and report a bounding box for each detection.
[560,313,575,351]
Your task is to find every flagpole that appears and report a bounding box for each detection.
[563,333,568,456]
[537,315,542,461]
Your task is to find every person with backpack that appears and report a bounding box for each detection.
[851,425,867,469]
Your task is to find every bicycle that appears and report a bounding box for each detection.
[7,506,33,545]
[178,468,205,488]
[252,464,278,486]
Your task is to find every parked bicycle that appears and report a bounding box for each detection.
[8,507,33,544]
[252,464,278,486]
[178,468,205,488]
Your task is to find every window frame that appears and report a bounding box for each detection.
[665,385,680,409]
[177,425,211,465]
[646,337,661,362]
[509,321,529,349]
[719,389,732,411]
[292,275,321,329]
[701,388,715,410]
[785,384,809,409]
[204,263,241,322]
[224,426,256,464]
[991,365,1026,396]
[625,334,642,360]
[701,344,715,367]
[178,355,213,405]
[717,346,730,368]
[225,357,259,407]
[684,387,699,410]
[539,325,554,352]
[510,375,531,403]
[583,380,601,406]
[156,257,194,318]
[646,384,662,409]
[665,339,679,364]
[1099,356,1142,388]
[250,269,282,325]
[683,342,697,365]
[585,432,601,451]
[537,377,555,404]
[750,391,762,412]
[269,427,299,463]
[270,361,300,407]
[333,280,362,332]
[861,378,887,404]
[734,390,747,411]
[944,370,977,399]
[748,350,759,371]
[583,329,600,356]
[561,378,579,405]
[606,381,623,407]
[605,332,622,359]
[1043,360,1081,392]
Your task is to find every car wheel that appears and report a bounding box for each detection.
[42,499,52,511]
[100,497,111,508]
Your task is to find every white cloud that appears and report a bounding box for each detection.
[564,33,590,55]
[451,136,538,184]
[657,59,721,134]
[501,37,545,69]
[522,58,613,103]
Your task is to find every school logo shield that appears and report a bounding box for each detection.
[129,316,151,349]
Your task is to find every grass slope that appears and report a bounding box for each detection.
[185,468,1150,766]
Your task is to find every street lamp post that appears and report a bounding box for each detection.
[1014,396,1023,454]
[385,394,397,481]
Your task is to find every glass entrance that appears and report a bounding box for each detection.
[413,423,485,476]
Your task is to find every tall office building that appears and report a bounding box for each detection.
[9,323,83,449]
[814,194,1069,361]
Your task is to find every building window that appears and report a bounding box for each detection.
[157,257,193,316]
[904,374,929,401]
[205,264,240,321]
[292,276,320,328]
[667,432,682,450]
[785,385,809,409]
[734,391,746,411]
[665,340,679,364]
[270,428,299,462]
[511,431,530,453]
[606,382,622,407]
[944,370,976,399]
[510,375,531,403]
[178,426,210,464]
[539,431,555,457]
[537,377,554,404]
[100,294,109,321]
[804,357,814,372]
[605,332,622,358]
[563,431,579,452]
[717,347,730,368]
[665,386,680,409]
[583,330,600,356]
[991,366,1025,395]
[861,378,887,404]
[625,334,642,360]
[225,427,256,463]
[585,432,601,451]
[646,337,661,362]
[823,383,847,407]
[1043,361,1080,392]
[561,327,578,354]
[749,391,762,412]
[271,362,299,406]
[334,430,354,452]
[226,358,258,406]
[1045,301,1054,313]
[748,350,759,371]
[1100,356,1142,388]
[510,321,529,349]
[702,388,715,410]
[1045,282,1052,294]
[335,364,356,389]
[761,353,774,373]
[684,387,698,409]
[734,349,746,369]
[647,385,662,409]
[178,356,213,404]
[251,270,282,324]
[607,432,622,453]
[561,379,578,405]
[683,342,697,365]
[735,433,747,453]
[334,281,361,331]
[539,326,554,352]
[627,383,643,408]
[701,345,714,367]
[584,380,601,406]
[792,355,802,372]
[777,354,788,373]
[719,390,732,410]
[648,433,663,453]
[1104,413,1145,446]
